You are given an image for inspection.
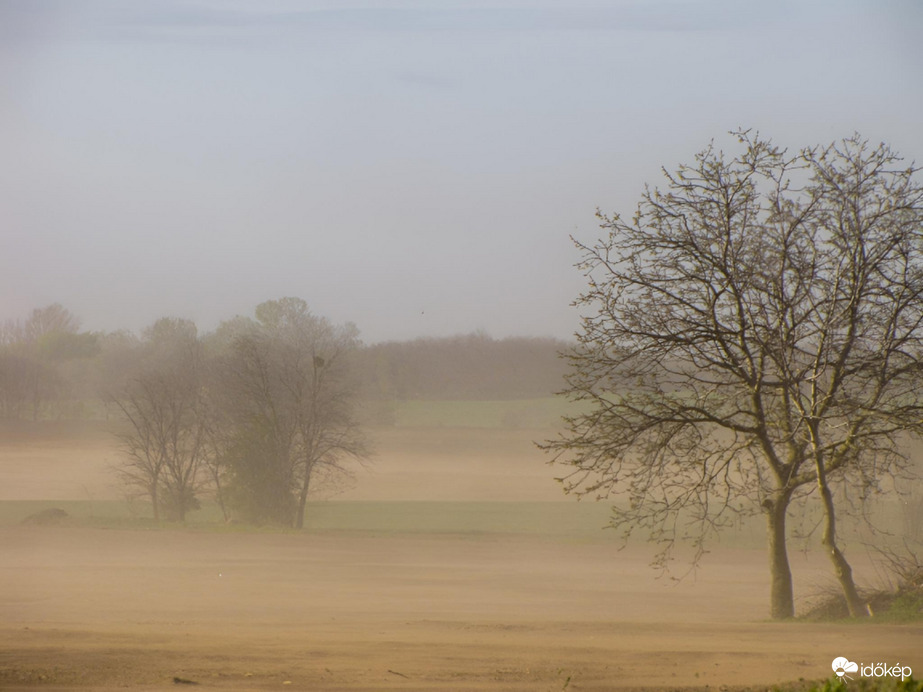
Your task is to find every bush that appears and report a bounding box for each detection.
[800,541,923,622]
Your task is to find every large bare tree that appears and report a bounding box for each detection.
[544,132,923,619]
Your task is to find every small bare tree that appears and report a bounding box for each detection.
[543,132,923,619]
[110,318,206,522]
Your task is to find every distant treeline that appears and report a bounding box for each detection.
[0,304,572,421]
[358,333,571,400]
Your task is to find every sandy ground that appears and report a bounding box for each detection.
[1,422,921,690]
[4,527,921,691]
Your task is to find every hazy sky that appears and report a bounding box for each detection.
[3,1,922,343]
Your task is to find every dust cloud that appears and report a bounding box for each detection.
[1,419,921,690]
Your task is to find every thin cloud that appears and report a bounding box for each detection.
[4,1,768,44]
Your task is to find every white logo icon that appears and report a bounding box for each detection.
[832,657,859,682]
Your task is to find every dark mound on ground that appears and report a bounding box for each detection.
[20,508,70,526]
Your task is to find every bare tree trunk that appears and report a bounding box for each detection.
[30,369,40,422]
[766,495,795,619]
[294,465,312,529]
[816,464,867,617]
[211,465,230,523]
[175,488,187,523]
[150,483,160,523]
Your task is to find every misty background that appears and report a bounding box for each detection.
[2,0,922,342]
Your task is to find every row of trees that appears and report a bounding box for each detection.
[0,304,99,420]
[107,298,368,527]
[546,132,923,619]
[0,316,571,425]
[360,333,569,400]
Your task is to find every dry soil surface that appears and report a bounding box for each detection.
[1,423,921,690]
[3,527,921,691]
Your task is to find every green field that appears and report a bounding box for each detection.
[1,498,777,551]
[2,499,612,535]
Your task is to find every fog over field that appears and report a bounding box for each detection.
[3,2,923,690]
